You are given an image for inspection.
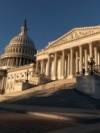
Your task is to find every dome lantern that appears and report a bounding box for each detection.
[20,19,28,35]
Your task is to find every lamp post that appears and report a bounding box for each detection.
[88,57,95,75]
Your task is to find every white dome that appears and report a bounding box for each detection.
[8,22,36,49]
[10,34,34,44]
[0,20,37,68]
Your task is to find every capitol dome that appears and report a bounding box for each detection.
[0,20,37,68]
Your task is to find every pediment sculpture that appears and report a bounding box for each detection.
[47,26,100,48]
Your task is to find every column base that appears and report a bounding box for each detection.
[85,72,89,76]
[51,76,57,80]
[61,76,65,79]
[67,75,74,79]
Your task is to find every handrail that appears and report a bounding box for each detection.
[93,65,100,76]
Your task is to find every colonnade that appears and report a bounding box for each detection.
[36,42,100,80]
[0,57,33,67]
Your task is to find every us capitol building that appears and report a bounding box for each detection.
[0,21,100,94]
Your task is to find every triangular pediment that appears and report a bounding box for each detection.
[46,25,100,48]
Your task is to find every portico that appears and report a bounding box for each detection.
[36,26,100,80]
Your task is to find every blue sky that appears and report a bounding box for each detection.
[0,0,100,54]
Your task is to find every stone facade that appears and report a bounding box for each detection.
[6,63,36,93]
[36,25,100,80]
[1,24,100,94]
[0,20,37,94]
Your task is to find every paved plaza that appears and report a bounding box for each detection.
[0,84,100,133]
[0,104,100,133]
[0,111,73,133]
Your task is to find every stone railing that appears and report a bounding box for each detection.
[93,65,100,76]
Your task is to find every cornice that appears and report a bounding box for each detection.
[46,25,100,49]
[36,32,100,57]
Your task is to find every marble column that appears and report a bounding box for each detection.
[54,52,57,80]
[3,59,5,66]
[36,60,39,74]
[19,58,21,66]
[67,52,70,77]
[10,57,12,66]
[69,48,73,78]
[98,52,100,65]
[98,53,100,65]
[12,58,15,66]
[9,58,11,66]
[7,58,9,66]
[5,59,6,66]
[16,57,19,66]
[4,58,7,66]
[94,47,98,65]
[75,51,78,74]
[2,59,4,66]
[47,55,50,77]
[84,49,88,74]
[79,46,83,74]
[11,58,13,66]
[89,43,93,58]
[5,58,7,66]
[1,76,4,91]
[61,50,65,79]
[40,60,44,74]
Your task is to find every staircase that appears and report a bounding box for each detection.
[0,78,76,101]
[5,87,100,110]
[93,65,100,76]
[1,77,100,110]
